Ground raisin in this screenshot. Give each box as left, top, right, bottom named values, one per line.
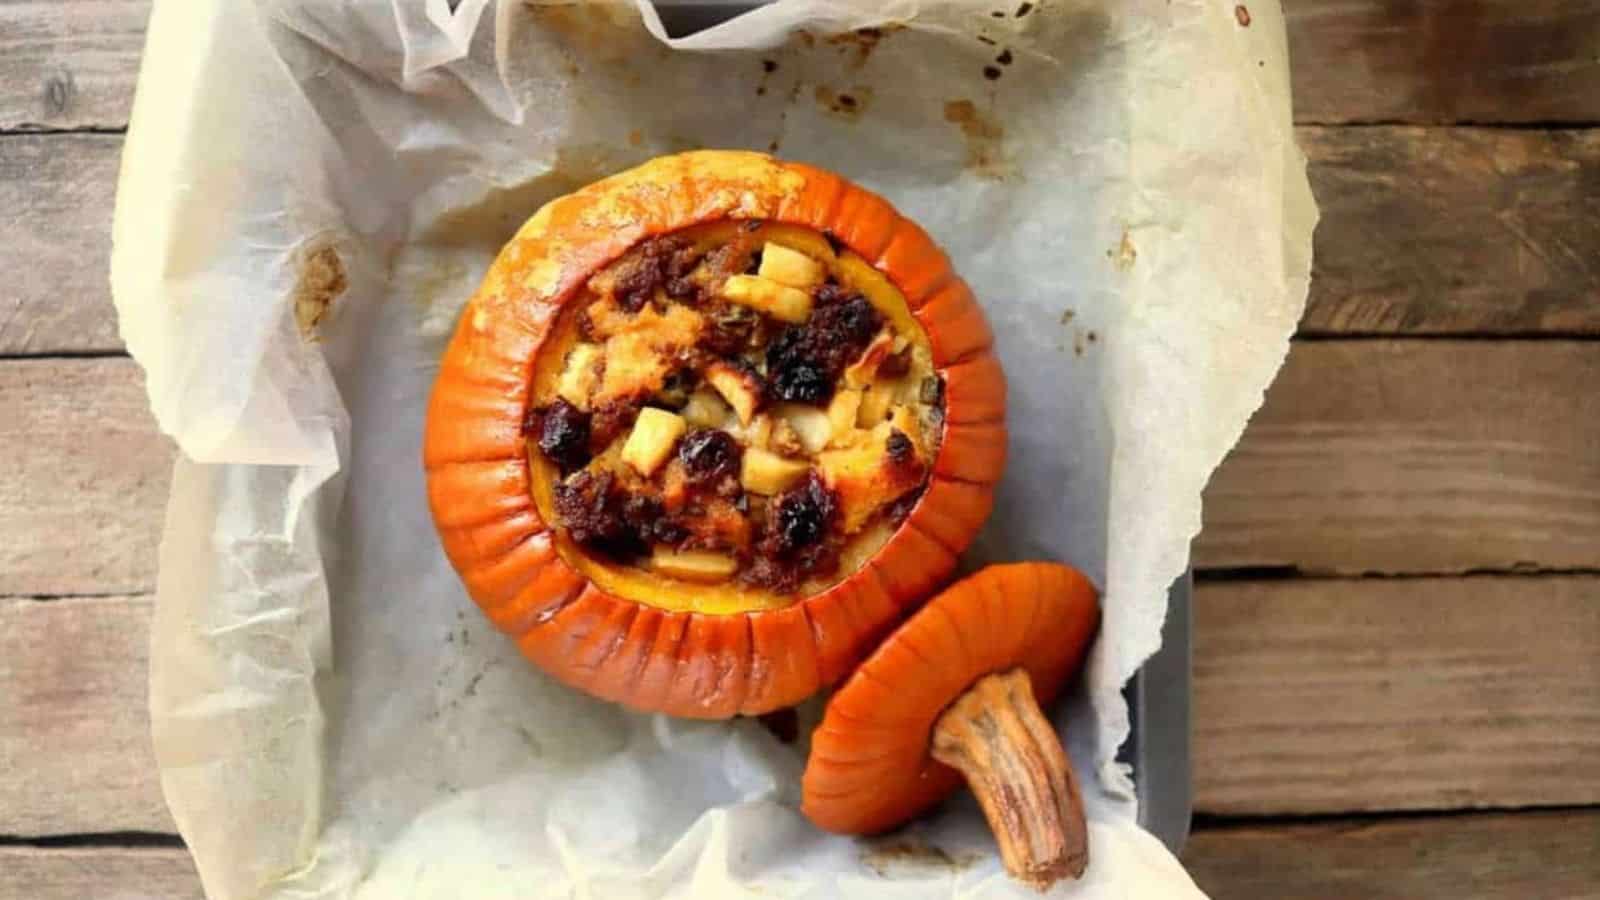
left=886, top=428, right=915, bottom=465
left=536, top=398, right=591, bottom=474
left=678, top=429, right=742, bottom=482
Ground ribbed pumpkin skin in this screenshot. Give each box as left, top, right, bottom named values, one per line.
left=801, top=563, right=1100, bottom=834
left=423, top=150, right=1006, bottom=719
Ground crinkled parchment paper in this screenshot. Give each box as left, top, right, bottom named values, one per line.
left=112, top=0, right=1313, bottom=896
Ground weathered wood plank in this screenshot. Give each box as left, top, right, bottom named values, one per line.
left=0, top=0, right=150, bottom=132
left=1194, top=576, right=1600, bottom=815
left=4, top=810, right=1596, bottom=900
left=1197, top=340, right=1600, bottom=575
left=3, top=0, right=1598, bottom=131
left=4, top=127, right=1598, bottom=353
left=1185, top=808, right=1600, bottom=900
left=0, top=133, right=123, bottom=355
left=1301, top=126, right=1600, bottom=336
left=0, top=595, right=174, bottom=835
left=0, top=846, right=201, bottom=900
left=7, top=342, right=1598, bottom=597
left=5, top=577, right=1593, bottom=840
left=0, top=358, right=172, bottom=596
left=1286, top=0, right=1600, bottom=125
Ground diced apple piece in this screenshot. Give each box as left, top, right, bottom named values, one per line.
left=682, top=389, right=730, bottom=430
left=742, top=413, right=774, bottom=449
left=770, top=418, right=805, bottom=457
left=757, top=242, right=825, bottom=289
left=858, top=380, right=895, bottom=427
left=649, top=547, right=739, bottom=582
left=705, top=362, right=762, bottom=425
left=721, top=274, right=813, bottom=324
left=843, top=331, right=897, bottom=388
left=775, top=403, right=832, bottom=454
left=556, top=343, right=602, bottom=409
left=621, top=407, right=687, bottom=477
left=741, top=447, right=809, bottom=495
left=826, top=390, right=862, bottom=445
left=819, top=422, right=927, bottom=533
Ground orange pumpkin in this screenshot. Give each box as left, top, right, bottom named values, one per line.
left=423, top=150, right=1005, bottom=718
left=802, top=562, right=1101, bottom=888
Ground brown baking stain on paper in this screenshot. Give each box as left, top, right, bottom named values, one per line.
left=816, top=85, right=872, bottom=120
left=293, top=241, right=346, bottom=340
left=826, top=24, right=905, bottom=67
left=943, top=99, right=1012, bottom=180
left=861, top=840, right=982, bottom=878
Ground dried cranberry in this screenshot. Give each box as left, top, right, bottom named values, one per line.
left=768, top=360, right=829, bottom=404
left=536, top=398, right=591, bottom=474
left=765, top=294, right=882, bottom=404
left=678, top=429, right=742, bottom=483
left=772, top=472, right=835, bottom=553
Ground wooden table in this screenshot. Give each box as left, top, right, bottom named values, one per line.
left=3, top=3, right=1598, bottom=897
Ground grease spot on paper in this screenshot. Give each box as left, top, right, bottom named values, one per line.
left=292, top=241, right=346, bottom=340
left=943, top=99, right=1011, bottom=180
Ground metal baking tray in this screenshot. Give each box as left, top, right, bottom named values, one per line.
left=649, top=0, right=1193, bottom=856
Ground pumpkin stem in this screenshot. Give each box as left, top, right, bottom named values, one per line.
left=930, top=668, right=1088, bottom=889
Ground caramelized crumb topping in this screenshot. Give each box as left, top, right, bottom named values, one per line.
left=531, top=225, right=943, bottom=594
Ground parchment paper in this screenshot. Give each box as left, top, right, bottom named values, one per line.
left=112, top=1, right=1315, bottom=897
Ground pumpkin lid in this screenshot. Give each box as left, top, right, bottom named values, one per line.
left=800, top=562, right=1100, bottom=888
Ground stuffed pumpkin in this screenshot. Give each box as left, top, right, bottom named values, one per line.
left=424, top=150, right=1005, bottom=718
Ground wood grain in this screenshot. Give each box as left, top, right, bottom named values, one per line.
left=0, top=595, right=174, bottom=835
left=7, top=340, right=1597, bottom=599
left=0, top=358, right=172, bottom=597
left=2, top=0, right=1598, bottom=131
left=4, top=576, right=1592, bottom=841
left=0, top=133, right=124, bottom=355
left=0, top=846, right=200, bottom=900
left=0, top=0, right=149, bottom=132
left=4, top=809, right=1596, bottom=900
left=1194, top=576, right=1600, bottom=815
left=1301, top=126, right=1600, bottom=336
left=1197, top=340, right=1600, bottom=575
left=6, top=126, right=1598, bottom=354
left=1286, top=0, right=1600, bottom=125
left=1185, top=809, right=1600, bottom=900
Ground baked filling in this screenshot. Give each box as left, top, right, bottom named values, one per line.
left=524, top=221, right=943, bottom=598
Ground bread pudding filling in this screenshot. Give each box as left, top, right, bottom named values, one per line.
left=525, top=221, right=943, bottom=599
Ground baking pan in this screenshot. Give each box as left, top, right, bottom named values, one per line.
left=649, top=0, right=1194, bottom=856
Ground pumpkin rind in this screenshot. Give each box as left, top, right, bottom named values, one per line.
left=424, top=150, right=1006, bottom=718
left=801, top=562, right=1100, bottom=834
